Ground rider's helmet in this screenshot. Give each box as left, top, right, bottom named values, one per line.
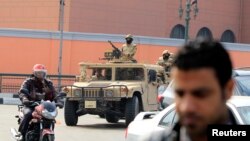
left=33, top=64, right=47, bottom=80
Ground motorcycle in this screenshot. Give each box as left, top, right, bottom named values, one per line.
left=11, top=92, right=66, bottom=141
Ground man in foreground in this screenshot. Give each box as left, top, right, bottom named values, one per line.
left=141, top=38, right=236, bottom=141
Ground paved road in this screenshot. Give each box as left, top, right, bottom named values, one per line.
left=0, top=105, right=126, bottom=141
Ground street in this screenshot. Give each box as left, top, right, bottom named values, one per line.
left=0, top=105, right=126, bottom=141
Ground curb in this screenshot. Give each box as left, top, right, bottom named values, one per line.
left=0, top=93, right=21, bottom=105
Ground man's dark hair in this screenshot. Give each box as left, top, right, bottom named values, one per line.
left=173, top=38, right=233, bottom=88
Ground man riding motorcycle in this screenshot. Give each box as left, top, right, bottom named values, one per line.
left=17, top=64, right=62, bottom=140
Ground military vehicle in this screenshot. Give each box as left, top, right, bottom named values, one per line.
left=62, top=43, right=167, bottom=126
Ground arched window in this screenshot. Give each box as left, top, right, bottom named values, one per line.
left=221, top=30, right=235, bottom=43
left=196, top=27, right=213, bottom=40
left=170, top=24, right=185, bottom=39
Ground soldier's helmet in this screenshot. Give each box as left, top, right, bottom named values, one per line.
left=125, top=34, right=133, bottom=39
left=162, top=50, right=169, bottom=55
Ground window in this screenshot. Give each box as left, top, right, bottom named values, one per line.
left=170, top=24, right=185, bottom=39
left=221, top=30, right=235, bottom=43
left=159, top=109, right=176, bottom=127
left=196, top=27, right=213, bottom=40
left=115, top=68, right=144, bottom=81
left=237, top=106, right=250, bottom=124
left=87, top=67, right=112, bottom=81
left=148, top=69, right=157, bottom=82
left=234, top=76, right=250, bottom=96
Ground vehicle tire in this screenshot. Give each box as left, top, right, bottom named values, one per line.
left=42, top=134, right=55, bottom=141
left=125, top=96, right=140, bottom=126
left=64, top=99, right=78, bottom=126
left=25, top=130, right=38, bottom=141
left=106, top=113, right=119, bottom=123
left=98, top=114, right=105, bottom=118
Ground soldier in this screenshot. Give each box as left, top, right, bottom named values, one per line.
left=92, top=68, right=105, bottom=80
left=157, top=50, right=175, bottom=76
left=168, top=53, right=175, bottom=65
left=120, top=34, right=137, bottom=61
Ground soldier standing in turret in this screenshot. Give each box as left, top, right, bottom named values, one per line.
left=120, top=34, right=137, bottom=61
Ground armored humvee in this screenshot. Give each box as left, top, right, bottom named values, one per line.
left=63, top=61, right=163, bottom=126
left=63, top=59, right=166, bottom=127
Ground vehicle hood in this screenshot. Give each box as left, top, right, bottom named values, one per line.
left=72, top=81, right=143, bottom=88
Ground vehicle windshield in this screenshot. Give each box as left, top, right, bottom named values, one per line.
left=87, top=67, right=112, bottom=81
left=237, top=106, right=250, bottom=124
left=115, top=68, right=144, bottom=81
left=234, top=76, right=250, bottom=96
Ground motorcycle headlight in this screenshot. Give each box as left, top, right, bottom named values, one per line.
left=74, top=89, right=82, bottom=97
left=42, top=109, right=58, bottom=119
left=105, top=90, right=113, bottom=97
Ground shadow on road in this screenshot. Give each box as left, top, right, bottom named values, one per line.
left=76, top=122, right=127, bottom=130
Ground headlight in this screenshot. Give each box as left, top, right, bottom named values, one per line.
left=105, top=90, right=113, bottom=97
left=42, top=109, right=58, bottom=119
left=74, top=89, right=82, bottom=97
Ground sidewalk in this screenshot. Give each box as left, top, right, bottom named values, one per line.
left=0, top=93, right=21, bottom=105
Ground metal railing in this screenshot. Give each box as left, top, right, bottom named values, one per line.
left=0, top=73, right=76, bottom=93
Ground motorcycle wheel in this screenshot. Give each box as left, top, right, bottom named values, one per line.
left=42, top=134, right=55, bottom=141
left=25, top=130, right=39, bottom=141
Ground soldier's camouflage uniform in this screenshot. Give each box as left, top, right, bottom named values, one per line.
left=157, top=53, right=175, bottom=84
left=121, top=43, right=137, bottom=61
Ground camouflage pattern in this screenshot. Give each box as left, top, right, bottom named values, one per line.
left=156, top=52, right=175, bottom=84
left=156, top=69, right=165, bottom=85
left=121, top=43, right=137, bottom=61
left=157, top=53, right=175, bottom=71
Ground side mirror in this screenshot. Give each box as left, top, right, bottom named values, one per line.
left=56, top=103, right=64, bottom=109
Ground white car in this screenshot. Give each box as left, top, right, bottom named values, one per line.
left=158, top=69, right=250, bottom=110
left=125, top=96, right=250, bottom=141
left=159, top=80, right=175, bottom=109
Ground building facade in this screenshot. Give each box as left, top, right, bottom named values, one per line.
left=0, top=29, right=250, bottom=75
left=0, top=0, right=249, bottom=43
